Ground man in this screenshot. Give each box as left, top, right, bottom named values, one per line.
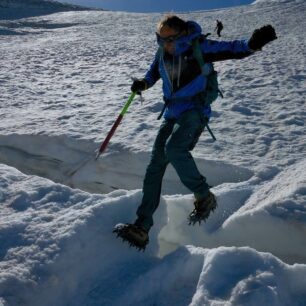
left=114, top=15, right=277, bottom=250
left=215, top=19, right=224, bottom=37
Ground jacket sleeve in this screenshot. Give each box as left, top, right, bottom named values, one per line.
left=201, top=39, right=254, bottom=62
left=144, top=52, right=161, bottom=88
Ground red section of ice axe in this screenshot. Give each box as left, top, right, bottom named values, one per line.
left=95, top=91, right=136, bottom=159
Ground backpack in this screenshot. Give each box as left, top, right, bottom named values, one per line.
left=192, top=37, right=223, bottom=106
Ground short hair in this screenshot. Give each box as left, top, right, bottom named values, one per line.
left=157, top=15, right=187, bottom=34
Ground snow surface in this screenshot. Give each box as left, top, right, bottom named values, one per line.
left=0, top=0, right=306, bottom=305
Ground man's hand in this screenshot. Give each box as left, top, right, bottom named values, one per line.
left=248, top=25, right=277, bottom=51
left=131, top=79, right=147, bottom=93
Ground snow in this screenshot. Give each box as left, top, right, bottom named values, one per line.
left=0, top=0, right=306, bottom=305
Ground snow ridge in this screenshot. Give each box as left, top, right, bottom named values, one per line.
left=0, top=0, right=99, bottom=20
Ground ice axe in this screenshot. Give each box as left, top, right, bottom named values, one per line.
left=66, top=92, right=137, bottom=177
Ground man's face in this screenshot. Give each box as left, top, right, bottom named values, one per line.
left=158, top=25, right=181, bottom=55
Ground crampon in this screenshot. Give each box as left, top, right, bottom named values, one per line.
left=188, top=192, right=217, bottom=225
left=113, top=223, right=149, bottom=251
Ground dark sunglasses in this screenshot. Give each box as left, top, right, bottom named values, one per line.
left=156, top=32, right=183, bottom=44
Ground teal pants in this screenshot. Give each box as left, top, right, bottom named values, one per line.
left=135, top=109, right=210, bottom=231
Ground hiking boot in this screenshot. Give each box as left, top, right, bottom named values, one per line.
left=188, top=191, right=217, bottom=225
left=113, top=223, right=149, bottom=251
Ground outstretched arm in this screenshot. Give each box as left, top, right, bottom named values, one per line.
left=201, top=39, right=252, bottom=62
left=202, top=24, right=277, bottom=62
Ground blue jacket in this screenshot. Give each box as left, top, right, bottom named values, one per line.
left=144, top=21, right=253, bottom=119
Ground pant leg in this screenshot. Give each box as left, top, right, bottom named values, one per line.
left=165, top=109, right=210, bottom=199
left=135, top=119, right=175, bottom=231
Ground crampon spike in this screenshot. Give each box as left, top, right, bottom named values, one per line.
left=113, top=223, right=149, bottom=251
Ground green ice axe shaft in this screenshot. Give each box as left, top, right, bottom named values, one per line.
left=95, top=91, right=137, bottom=159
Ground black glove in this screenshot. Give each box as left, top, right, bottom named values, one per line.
left=248, top=25, right=277, bottom=51
left=131, top=79, right=147, bottom=93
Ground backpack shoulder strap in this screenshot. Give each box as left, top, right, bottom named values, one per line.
left=192, top=37, right=205, bottom=69
left=192, top=36, right=214, bottom=77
